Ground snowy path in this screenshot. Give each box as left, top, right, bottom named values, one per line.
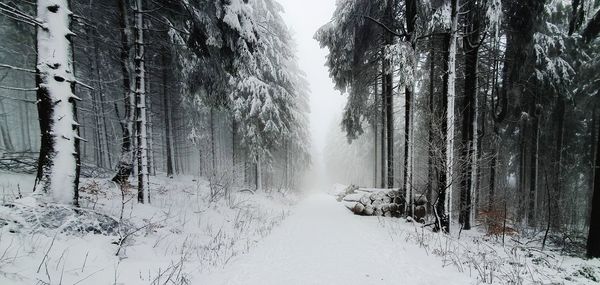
left=198, top=193, right=473, bottom=285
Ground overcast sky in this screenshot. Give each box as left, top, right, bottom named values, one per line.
left=278, top=0, right=346, bottom=161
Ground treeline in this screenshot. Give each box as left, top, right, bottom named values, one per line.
left=317, top=0, right=600, bottom=257
left=0, top=1, right=310, bottom=202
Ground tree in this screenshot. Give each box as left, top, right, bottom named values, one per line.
left=589, top=90, right=600, bottom=258
left=112, top=0, right=135, bottom=185
left=33, top=0, right=81, bottom=205
left=433, top=0, right=459, bottom=234
left=458, top=0, right=485, bottom=231
left=133, top=0, right=149, bottom=203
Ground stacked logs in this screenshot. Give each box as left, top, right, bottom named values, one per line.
left=336, top=185, right=429, bottom=221
left=340, top=186, right=406, bottom=217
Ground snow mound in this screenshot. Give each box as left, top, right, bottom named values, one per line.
left=0, top=197, right=119, bottom=236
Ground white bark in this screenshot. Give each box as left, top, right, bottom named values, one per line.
left=445, top=0, right=460, bottom=223
left=33, top=0, right=80, bottom=205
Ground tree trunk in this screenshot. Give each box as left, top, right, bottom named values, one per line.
left=528, top=108, right=539, bottom=227
left=91, top=18, right=112, bottom=169
left=551, top=96, right=565, bottom=230
left=380, top=63, right=386, bottom=188
left=587, top=93, right=600, bottom=258
left=384, top=0, right=394, bottom=189
left=0, top=99, right=15, bottom=152
left=427, top=34, right=435, bottom=207
left=256, top=154, right=262, bottom=191
left=588, top=106, right=597, bottom=227
left=210, top=107, right=216, bottom=176
left=459, top=0, right=480, bottom=230
left=161, top=50, right=175, bottom=177
left=33, top=0, right=80, bottom=205
left=404, top=0, right=417, bottom=216
left=134, top=0, right=149, bottom=203
left=434, top=0, right=459, bottom=234
left=112, top=0, right=135, bottom=184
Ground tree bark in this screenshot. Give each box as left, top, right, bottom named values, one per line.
left=113, top=0, right=135, bottom=184
left=134, top=0, right=149, bottom=203
left=551, top=96, right=565, bottom=230
left=383, top=0, right=394, bottom=189
left=434, top=0, right=459, bottom=233
left=427, top=34, right=436, bottom=207
left=33, top=0, right=80, bottom=205
left=0, top=99, right=15, bottom=152
left=404, top=0, right=417, bottom=216
left=380, top=62, right=386, bottom=188
left=161, top=49, right=175, bottom=177
left=587, top=92, right=600, bottom=258
left=256, top=154, right=262, bottom=191
left=210, top=107, right=216, bottom=175
left=459, top=0, right=480, bottom=230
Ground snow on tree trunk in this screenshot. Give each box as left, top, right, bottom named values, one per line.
left=445, top=0, right=459, bottom=232
left=134, top=0, right=149, bottom=203
left=112, top=0, right=135, bottom=185
left=33, top=0, right=80, bottom=205
left=404, top=0, right=417, bottom=218
left=470, top=77, right=479, bottom=225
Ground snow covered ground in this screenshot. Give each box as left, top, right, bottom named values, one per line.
left=198, top=193, right=472, bottom=285
left=0, top=171, right=295, bottom=284
left=0, top=173, right=598, bottom=284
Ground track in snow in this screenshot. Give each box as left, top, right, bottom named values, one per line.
left=198, top=193, right=472, bottom=285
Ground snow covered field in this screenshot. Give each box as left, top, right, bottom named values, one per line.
left=0, top=172, right=598, bottom=284
left=0, top=171, right=294, bottom=284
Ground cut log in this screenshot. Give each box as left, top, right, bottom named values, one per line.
left=343, top=201, right=356, bottom=210
left=336, top=186, right=410, bottom=218
left=372, top=200, right=383, bottom=210
left=360, top=195, right=371, bottom=206
left=358, top=187, right=400, bottom=193
left=352, top=203, right=365, bottom=215
left=381, top=203, right=390, bottom=212
left=343, top=193, right=363, bottom=202
left=382, top=196, right=392, bottom=203
left=364, top=204, right=374, bottom=215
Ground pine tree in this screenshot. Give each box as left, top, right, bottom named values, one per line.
left=33, top=0, right=81, bottom=205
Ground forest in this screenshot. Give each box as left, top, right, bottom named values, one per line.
left=0, top=0, right=599, bottom=284
left=319, top=0, right=600, bottom=258
left=0, top=0, right=311, bottom=198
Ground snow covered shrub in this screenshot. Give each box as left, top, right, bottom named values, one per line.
left=208, top=169, right=235, bottom=203
left=0, top=198, right=119, bottom=236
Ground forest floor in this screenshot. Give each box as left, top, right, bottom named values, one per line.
left=0, top=171, right=295, bottom=285
left=0, top=171, right=599, bottom=284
